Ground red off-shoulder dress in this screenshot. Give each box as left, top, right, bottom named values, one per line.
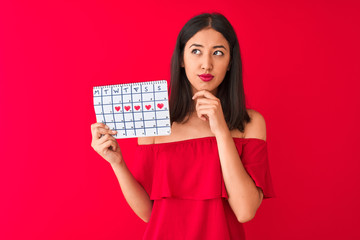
left=130, top=136, right=276, bottom=240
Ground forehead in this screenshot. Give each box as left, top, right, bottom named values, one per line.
left=185, top=28, right=229, bottom=48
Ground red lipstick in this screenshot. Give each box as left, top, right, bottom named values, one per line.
left=199, top=74, right=214, bottom=82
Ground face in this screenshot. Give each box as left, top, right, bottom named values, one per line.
left=181, top=27, right=231, bottom=96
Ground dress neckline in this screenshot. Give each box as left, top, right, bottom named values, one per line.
left=137, top=136, right=266, bottom=147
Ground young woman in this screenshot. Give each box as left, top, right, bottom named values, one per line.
left=91, top=12, right=275, bottom=239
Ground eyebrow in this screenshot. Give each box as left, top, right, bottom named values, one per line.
left=189, top=43, right=227, bottom=50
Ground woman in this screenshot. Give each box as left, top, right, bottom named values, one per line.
left=91, top=12, right=275, bottom=239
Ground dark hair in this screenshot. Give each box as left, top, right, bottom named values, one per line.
left=169, top=12, right=251, bottom=132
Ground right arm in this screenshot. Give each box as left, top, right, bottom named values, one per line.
left=90, top=123, right=153, bottom=223
left=110, top=160, right=153, bottom=223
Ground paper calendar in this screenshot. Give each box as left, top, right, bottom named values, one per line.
left=93, top=80, right=171, bottom=138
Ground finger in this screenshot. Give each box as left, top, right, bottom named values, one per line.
left=99, top=139, right=117, bottom=154
left=195, top=98, right=219, bottom=109
left=196, top=98, right=218, bottom=105
left=197, top=105, right=217, bottom=111
left=192, top=90, right=217, bottom=100
left=198, top=107, right=216, bottom=115
left=97, top=133, right=113, bottom=145
left=197, top=108, right=216, bottom=120
left=94, top=127, right=117, bottom=140
left=97, top=134, right=119, bottom=150
left=91, top=123, right=109, bottom=132
left=99, top=141, right=112, bottom=154
left=91, top=123, right=110, bottom=138
left=105, top=138, right=117, bottom=152
left=196, top=109, right=210, bottom=121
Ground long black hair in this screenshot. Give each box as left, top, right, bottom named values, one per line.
left=169, top=12, right=251, bottom=132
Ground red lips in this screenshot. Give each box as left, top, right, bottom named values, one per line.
left=199, top=74, right=214, bottom=82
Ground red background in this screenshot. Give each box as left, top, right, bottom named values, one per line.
left=1, top=0, right=359, bottom=239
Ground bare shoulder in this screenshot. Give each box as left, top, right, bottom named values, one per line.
left=244, top=109, right=267, bottom=141
left=137, top=136, right=155, bottom=145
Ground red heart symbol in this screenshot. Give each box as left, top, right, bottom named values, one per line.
left=134, top=105, right=140, bottom=111
left=157, top=103, right=164, bottom=109
left=145, top=105, right=151, bottom=110
left=124, top=106, right=131, bottom=111
left=115, top=106, right=121, bottom=111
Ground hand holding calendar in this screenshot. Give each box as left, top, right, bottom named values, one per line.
left=90, top=122, right=123, bottom=166
left=93, top=80, right=171, bottom=139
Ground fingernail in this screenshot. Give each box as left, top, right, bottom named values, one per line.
left=112, top=130, right=117, bottom=134
left=105, top=125, right=109, bottom=129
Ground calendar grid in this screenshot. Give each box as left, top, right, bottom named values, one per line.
left=120, top=86, right=126, bottom=135
left=140, top=84, right=145, bottom=133
left=111, top=87, right=116, bottom=130
left=93, top=80, right=171, bottom=139
left=153, top=83, right=158, bottom=135
left=130, top=85, right=136, bottom=132
left=100, top=89, right=105, bottom=121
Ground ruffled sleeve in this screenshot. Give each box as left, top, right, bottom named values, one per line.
left=131, top=137, right=275, bottom=201
left=237, top=138, right=276, bottom=199
left=131, top=138, right=229, bottom=201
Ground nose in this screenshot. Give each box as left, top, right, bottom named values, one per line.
left=201, top=53, right=213, bottom=71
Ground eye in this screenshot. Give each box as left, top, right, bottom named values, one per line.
left=214, top=50, right=224, bottom=56
left=191, top=49, right=201, bottom=55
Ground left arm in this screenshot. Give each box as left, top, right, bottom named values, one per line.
left=193, top=91, right=265, bottom=223
left=216, top=127, right=264, bottom=223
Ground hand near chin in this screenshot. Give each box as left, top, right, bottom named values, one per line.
left=192, top=90, right=229, bottom=136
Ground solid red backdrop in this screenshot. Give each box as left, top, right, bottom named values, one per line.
left=0, top=0, right=359, bottom=239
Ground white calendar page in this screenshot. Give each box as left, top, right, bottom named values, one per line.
left=93, top=80, right=171, bottom=139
